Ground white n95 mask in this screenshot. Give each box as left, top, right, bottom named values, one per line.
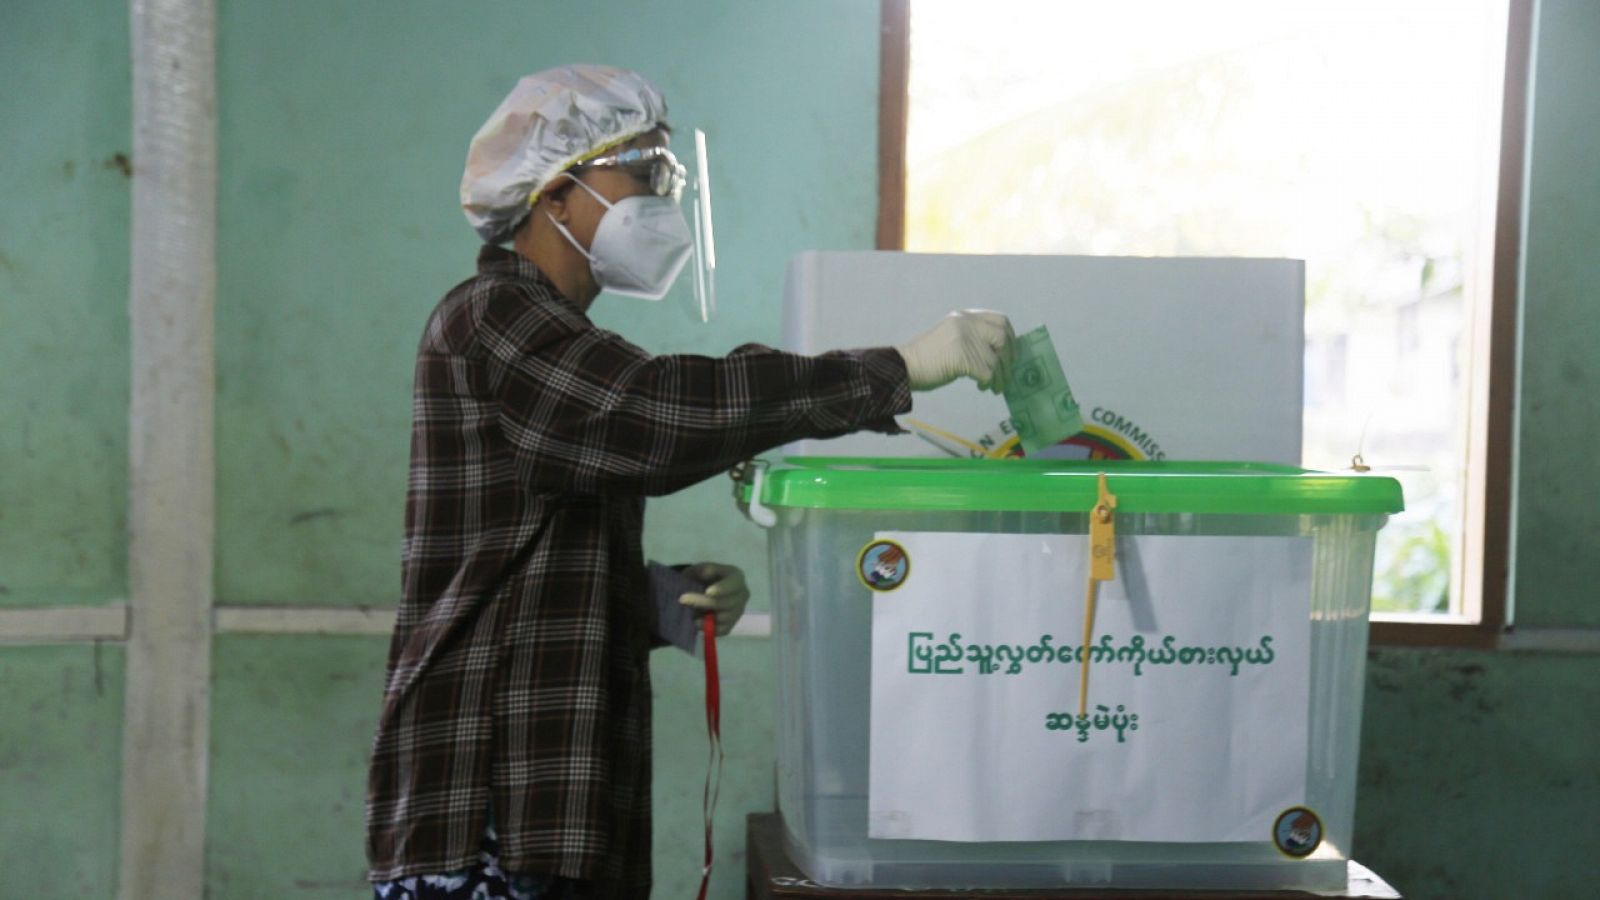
left=548, top=175, right=694, bottom=301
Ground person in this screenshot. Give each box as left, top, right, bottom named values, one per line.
left=365, top=64, right=1014, bottom=900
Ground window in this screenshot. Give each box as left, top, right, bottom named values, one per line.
left=878, top=0, right=1531, bottom=645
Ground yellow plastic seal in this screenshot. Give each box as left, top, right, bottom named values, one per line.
left=1080, top=472, right=1118, bottom=716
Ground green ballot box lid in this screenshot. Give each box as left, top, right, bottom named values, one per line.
left=748, top=457, right=1405, bottom=516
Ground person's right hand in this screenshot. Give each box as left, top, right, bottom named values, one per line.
left=895, top=310, right=1015, bottom=393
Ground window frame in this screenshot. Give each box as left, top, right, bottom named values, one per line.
left=875, top=0, right=1533, bottom=649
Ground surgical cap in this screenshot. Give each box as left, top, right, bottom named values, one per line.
left=461, top=64, right=670, bottom=244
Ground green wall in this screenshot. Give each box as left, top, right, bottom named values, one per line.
left=0, top=0, right=130, bottom=609
left=2, top=1, right=1596, bottom=898
left=0, top=645, right=127, bottom=893
left=1510, top=0, right=1600, bottom=628
left=0, top=0, right=131, bottom=889
left=1357, top=648, right=1600, bottom=897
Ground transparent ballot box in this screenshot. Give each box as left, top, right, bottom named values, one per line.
left=741, top=458, right=1402, bottom=891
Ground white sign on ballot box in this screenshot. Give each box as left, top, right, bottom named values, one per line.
left=867, top=531, right=1313, bottom=843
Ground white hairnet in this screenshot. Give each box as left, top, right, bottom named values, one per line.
left=461, top=64, right=670, bottom=244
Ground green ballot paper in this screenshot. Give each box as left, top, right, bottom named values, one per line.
left=1002, top=325, right=1083, bottom=455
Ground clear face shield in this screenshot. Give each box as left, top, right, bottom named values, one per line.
left=688, top=129, right=716, bottom=324
left=576, top=130, right=716, bottom=323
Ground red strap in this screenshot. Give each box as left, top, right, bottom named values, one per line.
left=696, top=614, right=724, bottom=900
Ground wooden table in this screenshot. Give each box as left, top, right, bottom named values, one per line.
left=746, top=814, right=1400, bottom=899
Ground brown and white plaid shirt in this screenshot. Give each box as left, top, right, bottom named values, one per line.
left=366, top=246, right=910, bottom=897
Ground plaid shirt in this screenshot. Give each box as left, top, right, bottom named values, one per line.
left=366, top=246, right=910, bottom=897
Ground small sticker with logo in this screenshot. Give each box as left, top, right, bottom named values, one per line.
left=1272, top=806, right=1323, bottom=858
left=857, top=539, right=910, bottom=592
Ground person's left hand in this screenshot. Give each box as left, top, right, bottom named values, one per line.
left=679, top=563, right=750, bottom=637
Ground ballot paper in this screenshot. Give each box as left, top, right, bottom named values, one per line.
left=1001, top=325, right=1084, bottom=454
left=867, top=532, right=1312, bottom=843
left=648, top=561, right=706, bottom=657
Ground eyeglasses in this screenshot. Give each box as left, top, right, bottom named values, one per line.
left=574, top=146, right=687, bottom=201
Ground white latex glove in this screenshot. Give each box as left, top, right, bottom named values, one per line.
left=895, top=310, right=1016, bottom=393
left=679, top=562, right=750, bottom=637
